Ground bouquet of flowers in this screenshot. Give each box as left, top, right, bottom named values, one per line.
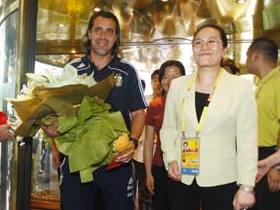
left=8, top=69, right=129, bottom=182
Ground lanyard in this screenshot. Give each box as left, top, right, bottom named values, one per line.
left=181, top=70, right=223, bottom=136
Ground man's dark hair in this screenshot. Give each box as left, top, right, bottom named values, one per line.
left=151, top=69, right=159, bottom=80
left=82, top=10, right=121, bottom=56
left=249, top=37, right=278, bottom=63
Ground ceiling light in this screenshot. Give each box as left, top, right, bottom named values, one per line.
left=94, top=7, right=101, bottom=12
left=161, top=0, right=168, bottom=2
left=236, top=0, right=246, bottom=4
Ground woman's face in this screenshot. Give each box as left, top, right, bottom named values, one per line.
left=192, top=27, right=226, bottom=68
left=161, top=66, right=182, bottom=94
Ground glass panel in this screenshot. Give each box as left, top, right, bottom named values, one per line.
left=0, top=11, right=18, bottom=210
left=0, top=0, right=16, bottom=8
left=30, top=61, right=63, bottom=209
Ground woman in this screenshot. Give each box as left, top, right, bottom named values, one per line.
left=144, top=60, right=185, bottom=210
left=160, top=25, right=258, bottom=210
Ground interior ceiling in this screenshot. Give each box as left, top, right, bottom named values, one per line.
left=37, top=0, right=260, bottom=44
left=36, top=0, right=280, bottom=67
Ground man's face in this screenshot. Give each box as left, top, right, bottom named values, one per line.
left=246, top=48, right=257, bottom=75
left=151, top=74, right=160, bottom=95
left=88, top=16, right=118, bottom=56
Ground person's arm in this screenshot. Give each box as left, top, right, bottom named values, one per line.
left=160, top=80, right=181, bottom=181
left=0, top=124, right=14, bottom=141
left=116, top=109, right=145, bottom=163
left=233, top=82, right=257, bottom=210
left=130, top=109, right=146, bottom=140
left=41, top=122, right=60, bottom=168
left=144, top=125, right=155, bottom=194
left=257, top=149, right=280, bottom=182
left=266, top=127, right=280, bottom=191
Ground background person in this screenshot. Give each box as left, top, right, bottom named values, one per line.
left=160, top=24, right=257, bottom=210
left=246, top=37, right=280, bottom=210
left=144, top=60, right=185, bottom=210
left=134, top=71, right=161, bottom=210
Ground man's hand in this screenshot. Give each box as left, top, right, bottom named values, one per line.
left=167, top=160, right=181, bottom=181
left=51, top=143, right=61, bottom=169
left=115, top=141, right=135, bottom=163
left=267, top=168, right=280, bottom=192
left=41, top=121, right=59, bottom=138
left=0, top=124, right=15, bottom=141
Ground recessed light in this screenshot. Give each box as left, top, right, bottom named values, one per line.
left=94, top=7, right=101, bottom=12
left=236, top=0, right=246, bottom=4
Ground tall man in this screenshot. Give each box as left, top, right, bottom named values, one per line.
left=246, top=37, right=280, bottom=210
left=44, top=11, right=147, bottom=210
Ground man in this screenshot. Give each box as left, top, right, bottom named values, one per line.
left=44, top=11, right=147, bottom=210
left=246, top=37, right=280, bottom=210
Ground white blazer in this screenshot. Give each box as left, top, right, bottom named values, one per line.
left=160, top=69, right=258, bottom=187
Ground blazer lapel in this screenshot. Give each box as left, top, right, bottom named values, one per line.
left=198, top=69, right=229, bottom=132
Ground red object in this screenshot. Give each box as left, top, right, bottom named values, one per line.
left=106, top=157, right=123, bottom=170
left=145, top=96, right=166, bottom=167
left=0, top=111, right=8, bottom=125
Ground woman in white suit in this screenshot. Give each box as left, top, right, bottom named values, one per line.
left=160, top=24, right=258, bottom=210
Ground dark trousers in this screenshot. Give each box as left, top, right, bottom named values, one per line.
left=59, top=157, right=134, bottom=210
left=252, top=146, right=280, bottom=210
left=167, top=178, right=237, bottom=210
left=152, top=165, right=169, bottom=210
left=133, top=160, right=153, bottom=210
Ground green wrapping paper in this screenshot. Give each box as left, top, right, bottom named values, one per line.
left=10, top=74, right=116, bottom=137
left=55, top=96, right=128, bottom=183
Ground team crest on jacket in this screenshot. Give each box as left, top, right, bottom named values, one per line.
left=114, top=73, right=123, bottom=87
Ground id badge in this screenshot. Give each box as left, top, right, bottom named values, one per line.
left=181, top=136, right=200, bottom=175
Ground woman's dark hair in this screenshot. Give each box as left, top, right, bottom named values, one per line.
left=159, top=60, right=186, bottom=95
left=193, top=24, right=228, bottom=48
left=82, top=10, right=121, bottom=56
left=221, top=58, right=240, bottom=75
left=151, top=69, right=159, bottom=80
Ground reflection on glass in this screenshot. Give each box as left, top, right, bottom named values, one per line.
left=0, top=10, right=18, bottom=210
left=30, top=62, right=63, bottom=208
left=31, top=131, right=60, bottom=204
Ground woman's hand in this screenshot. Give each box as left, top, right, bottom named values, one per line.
left=233, top=187, right=255, bottom=210
left=167, top=160, right=181, bottom=181
left=146, top=174, right=155, bottom=194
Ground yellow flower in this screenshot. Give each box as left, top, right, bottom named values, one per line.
left=113, top=133, right=130, bottom=152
